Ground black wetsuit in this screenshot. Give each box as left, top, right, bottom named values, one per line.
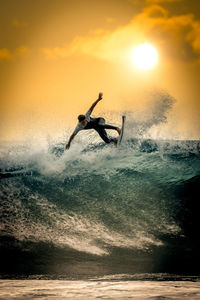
left=84, top=117, right=118, bottom=144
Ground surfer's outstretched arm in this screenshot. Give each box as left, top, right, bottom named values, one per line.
left=65, top=133, right=76, bottom=150
left=88, top=92, right=103, bottom=113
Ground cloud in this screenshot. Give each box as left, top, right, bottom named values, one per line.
left=41, top=47, right=71, bottom=60
left=41, top=25, right=143, bottom=62
left=0, top=46, right=30, bottom=61
left=0, top=48, right=12, bottom=60
left=41, top=4, right=200, bottom=64
left=139, top=5, right=200, bottom=61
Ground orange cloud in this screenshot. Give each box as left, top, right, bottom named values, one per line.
left=0, top=46, right=30, bottom=61
left=40, top=4, right=200, bottom=64
left=139, top=5, right=200, bottom=61
left=41, top=47, right=72, bottom=60
left=15, top=46, right=30, bottom=56
left=0, top=48, right=12, bottom=60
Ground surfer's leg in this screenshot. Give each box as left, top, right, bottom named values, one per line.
left=95, top=128, right=110, bottom=143
left=100, top=124, right=121, bottom=135
left=94, top=119, right=121, bottom=135
left=102, top=124, right=117, bottom=130
left=95, top=128, right=118, bottom=144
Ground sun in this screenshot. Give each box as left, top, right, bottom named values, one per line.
left=132, top=43, right=158, bottom=70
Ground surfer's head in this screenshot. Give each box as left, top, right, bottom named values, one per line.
left=78, top=115, right=86, bottom=122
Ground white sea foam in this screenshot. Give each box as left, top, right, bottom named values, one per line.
left=0, top=279, right=200, bottom=299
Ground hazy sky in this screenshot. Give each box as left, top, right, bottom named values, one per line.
left=0, top=0, right=200, bottom=140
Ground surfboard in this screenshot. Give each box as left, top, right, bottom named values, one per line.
left=117, top=115, right=126, bottom=147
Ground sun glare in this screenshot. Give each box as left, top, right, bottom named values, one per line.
left=132, top=43, right=158, bottom=70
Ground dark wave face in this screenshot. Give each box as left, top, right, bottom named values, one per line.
left=0, top=137, right=200, bottom=279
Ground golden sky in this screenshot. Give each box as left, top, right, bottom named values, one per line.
left=0, top=0, right=200, bottom=141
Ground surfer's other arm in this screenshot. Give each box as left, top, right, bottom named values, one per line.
left=65, top=133, right=76, bottom=150
left=89, top=92, right=103, bottom=113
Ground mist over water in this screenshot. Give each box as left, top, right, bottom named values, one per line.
left=0, top=91, right=200, bottom=278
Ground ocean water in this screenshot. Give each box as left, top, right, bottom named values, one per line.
left=0, top=137, right=200, bottom=278
left=0, top=94, right=200, bottom=297
left=1, top=277, right=200, bottom=299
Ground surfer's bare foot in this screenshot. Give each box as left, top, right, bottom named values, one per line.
left=117, top=127, right=121, bottom=135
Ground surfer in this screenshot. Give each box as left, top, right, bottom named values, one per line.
left=65, top=93, right=121, bottom=150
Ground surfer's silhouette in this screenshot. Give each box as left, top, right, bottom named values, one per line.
left=65, top=93, right=121, bottom=150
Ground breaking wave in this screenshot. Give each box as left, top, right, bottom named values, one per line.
left=1, top=92, right=200, bottom=277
